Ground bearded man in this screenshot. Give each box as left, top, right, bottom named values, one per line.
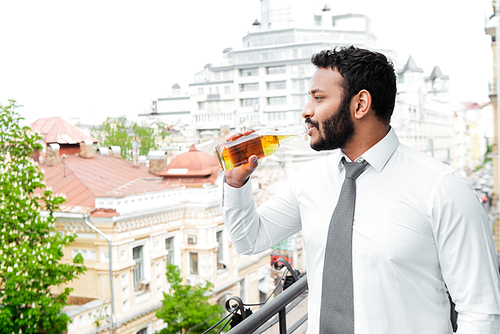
left=221, top=46, right=500, bottom=333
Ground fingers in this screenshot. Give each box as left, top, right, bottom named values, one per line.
left=225, top=129, right=256, bottom=142
left=224, top=155, right=259, bottom=188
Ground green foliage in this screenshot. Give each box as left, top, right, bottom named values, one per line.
left=0, top=100, right=86, bottom=333
left=91, top=116, right=168, bottom=160
left=156, top=264, right=225, bottom=334
left=485, top=144, right=493, bottom=164
left=133, top=123, right=156, bottom=156
left=91, top=116, right=132, bottom=159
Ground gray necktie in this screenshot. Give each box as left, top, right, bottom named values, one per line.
left=320, top=158, right=368, bottom=333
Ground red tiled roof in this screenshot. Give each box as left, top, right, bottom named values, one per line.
left=40, top=151, right=221, bottom=212
left=42, top=154, right=153, bottom=208
left=31, top=117, right=97, bottom=144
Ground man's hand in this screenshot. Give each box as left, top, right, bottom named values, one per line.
left=224, top=129, right=259, bottom=188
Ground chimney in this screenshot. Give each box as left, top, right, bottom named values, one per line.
left=97, top=147, right=109, bottom=156
left=138, top=155, right=147, bottom=166
left=109, top=146, right=121, bottom=158
left=47, top=143, right=60, bottom=166
left=132, top=141, right=140, bottom=165
left=80, top=140, right=94, bottom=159
left=172, top=83, right=180, bottom=96
left=148, top=151, right=167, bottom=175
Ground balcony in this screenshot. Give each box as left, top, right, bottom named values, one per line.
left=207, top=93, right=221, bottom=101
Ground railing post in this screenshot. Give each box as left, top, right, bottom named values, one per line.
left=278, top=308, right=287, bottom=334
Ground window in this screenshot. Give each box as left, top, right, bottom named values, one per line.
left=190, top=252, right=198, bottom=275
left=259, top=278, right=267, bottom=304
left=165, top=237, right=175, bottom=265
left=215, top=71, right=221, bottom=80
left=224, top=85, right=231, bottom=94
left=71, top=249, right=96, bottom=260
left=314, top=15, right=322, bottom=26
left=216, top=231, right=225, bottom=269
left=240, top=279, right=246, bottom=300
left=133, top=246, right=144, bottom=290
left=240, top=68, right=259, bottom=77
left=267, top=81, right=286, bottom=90
left=267, top=96, right=286, bottom=105
left=198, top=102, right=205, bottom=110
left=240, top=98, right=259, bottom=107
left=266, top=66, right=285, bottom=75
left=240, top=83, right=259, bottom=92
left=137, top=328, right=147, bottom=334
left=223, top=70, right=231, bottom=79
left=198, top=87, right=204, bottom=95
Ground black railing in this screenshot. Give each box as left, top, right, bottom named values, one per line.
left=221, top=257, right=308, bottom=334
left=226, top=275, right=308, bottom=334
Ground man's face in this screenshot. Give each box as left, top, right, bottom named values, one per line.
left=302, top=67, right=355, bottom=151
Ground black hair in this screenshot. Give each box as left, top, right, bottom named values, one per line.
left=311, top=46, right=397, bottom=125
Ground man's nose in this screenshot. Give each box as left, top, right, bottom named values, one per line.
left=301, top=99, right=314, bottom=119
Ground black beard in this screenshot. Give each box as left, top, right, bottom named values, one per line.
left=307, top=96, right=355, bottom=151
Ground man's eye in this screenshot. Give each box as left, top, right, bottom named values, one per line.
left=315, top=96, right=323, bottom=100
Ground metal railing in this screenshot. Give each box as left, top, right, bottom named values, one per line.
left=225, top=259, right=308, bottom=334
left=226, top=276, right=308, bottom=334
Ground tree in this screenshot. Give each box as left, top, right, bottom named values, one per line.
left=91, top=116, right=132, bottom=159
left=92, top=116, right=167, bottom=160
left=132, top=122, right=156, bottom=156
left=156, top=264, right=225, bottom=334
left=0, top=100, right=86, bottom=333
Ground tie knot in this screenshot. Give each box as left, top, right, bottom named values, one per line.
left=343, top=159, right=368, bottom=180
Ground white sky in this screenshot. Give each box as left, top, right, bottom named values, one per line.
left=0, top=0, right=494, bottom=126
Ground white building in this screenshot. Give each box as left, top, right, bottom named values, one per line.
left=393, top=57, right=453, bottom=163
left=139, top=0, right=453, bottom=163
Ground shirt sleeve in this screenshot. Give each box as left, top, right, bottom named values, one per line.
left=430, top=171, right=500, bottom=333
left=221, top=175, right=302, bottom=256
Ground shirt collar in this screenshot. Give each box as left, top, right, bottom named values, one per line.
left=338, top=127, right=399, bottom=173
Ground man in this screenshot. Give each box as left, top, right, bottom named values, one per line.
left=221, top=46, right=500, bottom=333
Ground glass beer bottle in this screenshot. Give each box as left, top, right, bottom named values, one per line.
left=214, top=124, right=308, bottom=171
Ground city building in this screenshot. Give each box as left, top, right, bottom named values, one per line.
left=392, top=57, right=452, bottom=163
left=139, top=0, right=453, bottom=164
left=31, top=119, right=275, bottom=334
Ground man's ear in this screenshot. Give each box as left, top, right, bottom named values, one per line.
left=352, top=90, right=372, bottom=120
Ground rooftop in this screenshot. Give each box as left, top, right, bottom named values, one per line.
left=31, top=117, right=97, bottom=144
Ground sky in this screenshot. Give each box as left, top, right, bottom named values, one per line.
left=0, top=0, right=495, bottom=127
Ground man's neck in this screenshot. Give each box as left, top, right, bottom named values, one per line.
left=342, top=124, right=390, bottom=161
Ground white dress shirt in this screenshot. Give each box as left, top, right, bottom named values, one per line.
left=222, top=128, right=500, bottom=333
